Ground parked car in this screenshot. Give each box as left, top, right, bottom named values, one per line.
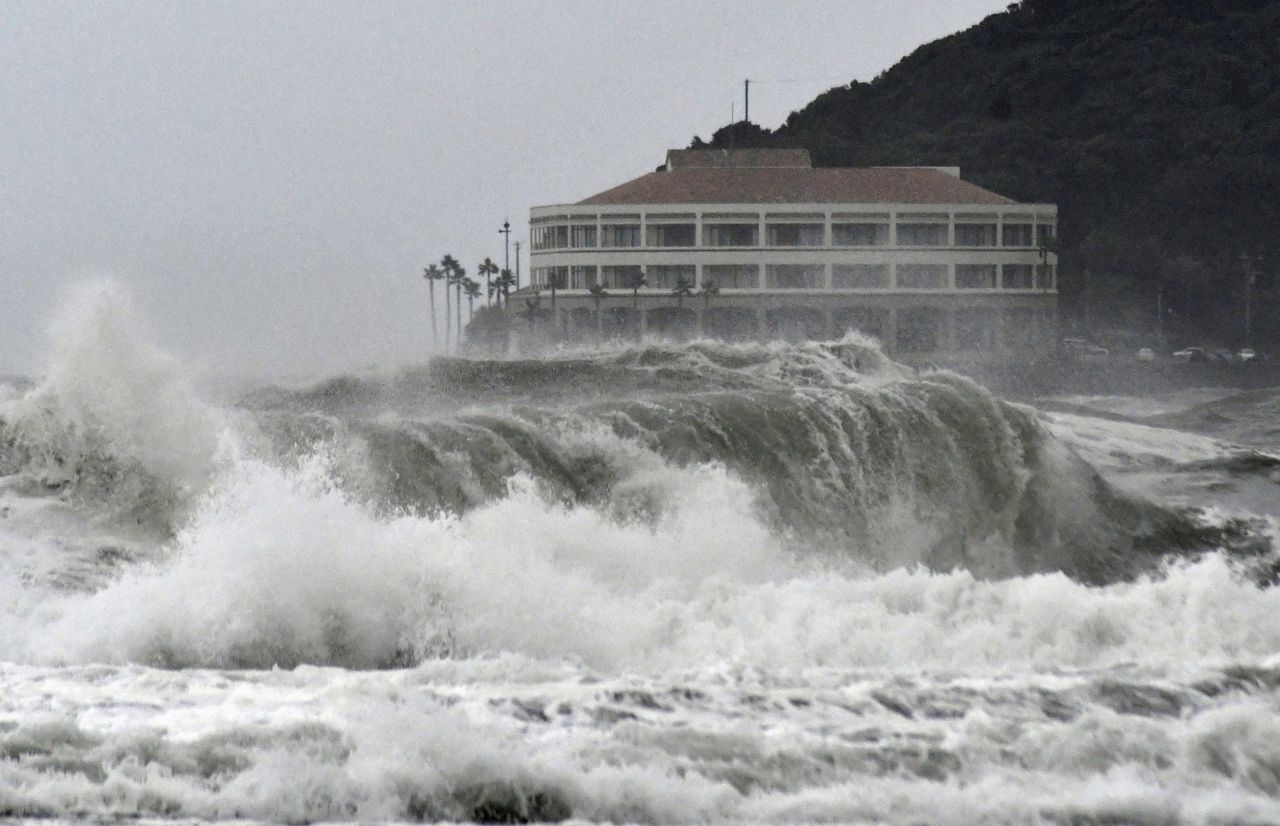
left=1136, top=347, right=1156, bottom=362
left=1239, top=348, right=1258, bottom=363
left=1172, top=347, right=1209, bottom=363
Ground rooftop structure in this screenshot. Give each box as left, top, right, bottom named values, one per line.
left=514, top=149, right=1057, bottom=360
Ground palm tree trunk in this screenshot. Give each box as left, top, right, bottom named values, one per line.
left=456, top=283, right=462, bottom=350
left=429, top=281, right=437, bottom=349
left=444, top=283, right=452, bottom=355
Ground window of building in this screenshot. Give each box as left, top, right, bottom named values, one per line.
left=1002, top=264, right=1034, bottom=289
left=568, top=265, right=595, bottom=290
left=646, top=224, right=696, bottom=247
left=601, top=224, right=640, bottom=247
left=766, top=264, right=825, bottom=289
left=896, top=264, right=948, bottom=289
left=955, top=223, right=997, bottom=247
left=897, top=221, right=948, bottom=246
left=1002, top=223, right=1033, bottom=247
left=955, top=264, right=998, bottom=289
left=648, top=265, right=695, bottom=290
left=570, top=225, right=597, bottom=248
left=831, top=264, right=889, bottom=289
left=703, top=264, right=759, bottom=289
left=703, top=223, right=758, bottom=246
left=532, top=224, right=568, bottom=250
left=955, top=308, right=996, bottom=351
left=1035, top=264, right=1056, bottom=290
left=533, top=266, right=569, bottom=290
left=832, top=222, right=889, bottom=246
left=1036, top=223, right=1056, bottom=247
left=766, top=223, right=824, bottom=246
left=896, top=308, right=944, bottom=352
left=601, top=265, right=643, bottom=289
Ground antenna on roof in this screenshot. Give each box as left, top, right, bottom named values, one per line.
left=728, top=102, right=735, bottom=155
left=744, top=79, right=750, bottom=123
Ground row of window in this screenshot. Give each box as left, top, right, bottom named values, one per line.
left=531, top=221, right=1055, bottom=250
left=554, top=305, right=1054, bottom=354
left=531, top=263, right=1056, bottom=291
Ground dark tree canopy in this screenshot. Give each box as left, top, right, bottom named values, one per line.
left=694, top=0, right=1280, bottom=348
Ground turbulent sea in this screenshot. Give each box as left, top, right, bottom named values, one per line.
left=4, top=283, right=1280, bottom=825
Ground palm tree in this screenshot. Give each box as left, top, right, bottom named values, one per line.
left=697, top=279, right=720, bottom=338
left=697, top=279, right=720, bottom=337
left=588, top=283, right=609, bottom=340
left=497, top=268, right=517, bottom=307
left=478, top=258, right=500, bottom=307
left=546, top=268, right=565, bottom=337
left=440, top=254, right=459, bottom=354
left=671, top=275, right=694, bottom=309
left=463, top=277, right=481, bottom=322
left=628, top=270, right=647, bottom=310
left=423, top=264, right=445, bottom=349
left=452, top=263, right=466, bottom=349
left=522, top=293, right=541, bottom=334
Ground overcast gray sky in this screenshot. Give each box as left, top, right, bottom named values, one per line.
left=1, top=0, right=1010, bottom=378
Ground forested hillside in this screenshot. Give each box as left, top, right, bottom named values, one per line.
left=695, top=0, right=1280, bottom=348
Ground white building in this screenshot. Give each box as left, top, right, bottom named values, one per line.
left=522, top=148, right=1057, bottom=359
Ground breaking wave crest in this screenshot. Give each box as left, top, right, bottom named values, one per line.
left=0, top=282, right=1273, bottom=673
left=5, top=283, right=1280, bottom=825
left=0, top=282, right=226, bottom=532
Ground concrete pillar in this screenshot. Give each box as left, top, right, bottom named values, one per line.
left=885, top=307, right=898, bottom=355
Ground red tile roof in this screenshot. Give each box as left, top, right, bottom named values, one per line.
left=577, top=166, right=1016, bottom=206
left=665, top=148, right=812, bottom=169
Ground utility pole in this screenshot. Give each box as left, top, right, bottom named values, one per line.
left=513, top=240, right=522, bottom=291
left=500, top=219, right=511, bottom=289
left=744, top=79, right=750, bottom=123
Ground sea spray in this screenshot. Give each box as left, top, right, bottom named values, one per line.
left=5, top=283, right=1280, bottom=824
left=0, top=281, right=227, bottom=532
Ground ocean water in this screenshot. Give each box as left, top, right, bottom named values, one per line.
left=3, top=282, right=1280, bottom=825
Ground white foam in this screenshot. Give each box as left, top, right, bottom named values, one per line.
left=1, top=280, right=226, bottom=503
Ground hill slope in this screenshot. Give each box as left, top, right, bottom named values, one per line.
left=696, top=0, right=1280, bottom=348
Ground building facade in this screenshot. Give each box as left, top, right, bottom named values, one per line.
left=521, top=149, right=1056, bottom=360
